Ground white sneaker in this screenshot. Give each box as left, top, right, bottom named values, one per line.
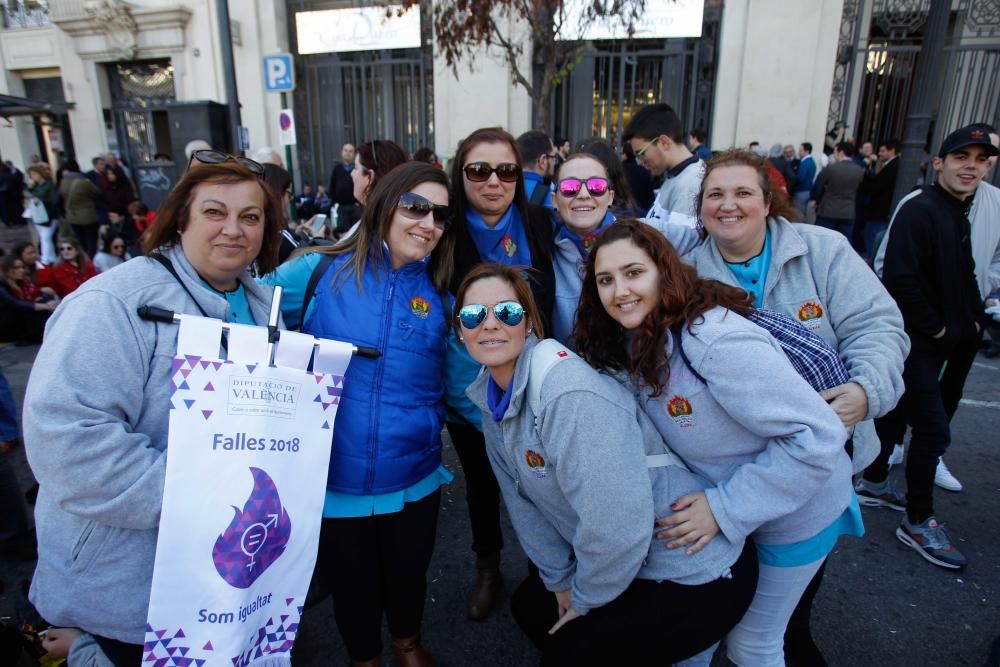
left=888, top=443, right=904, bottom=466
left=935, top=458, right=962, bottom=492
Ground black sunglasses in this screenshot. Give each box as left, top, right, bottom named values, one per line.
left=188, top=149, right=265, bottom=176
left=398, top=191, right=451, bottom=230
left=463, top=162, right=521, bottom=183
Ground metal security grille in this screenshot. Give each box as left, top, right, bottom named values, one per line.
left=829, top=0, right=1000, bottom=184
left=108, top=60, right=176, bottom=165
left=292, top=48, right=433, bottom=189
left=547, top=3, right=721, bottom=147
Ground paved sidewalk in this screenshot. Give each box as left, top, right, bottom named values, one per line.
left=2, top=342, right=999, bottom=665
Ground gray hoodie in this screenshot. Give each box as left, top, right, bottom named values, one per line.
left=552, top=215, right=702, bottom=345
left=639, top=306, right=853, bottom=546
left=23, top=245, right=275, bottom=643
left=686, top=217, right=908, bottom=472
left=466, top=336, right=745, bottom=617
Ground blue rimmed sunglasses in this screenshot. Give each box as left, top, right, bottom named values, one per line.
left=457, top=301, right=525, bottom=330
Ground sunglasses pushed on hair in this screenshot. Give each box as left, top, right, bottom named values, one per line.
left=557, top=177, right=610, bottom=199
left=458, top=301, right=525, bottom=330
left=462, top=162, right=521, bottom=183
left=397, top=192, right=451, bottom=230
left=188, top=149, right=265, bottom=176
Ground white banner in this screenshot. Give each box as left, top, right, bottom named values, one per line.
left=144, top=318, right=352, bottom=667
left=295, top=5, right=421, bottom=55
left=562, top=0, right=704, bottom=40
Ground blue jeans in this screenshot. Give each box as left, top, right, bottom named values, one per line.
left=864, top=219, right=888, bottom=260
left=0, top=368, right=32, bottom=544
left=815, top=216, right=854, bottom=241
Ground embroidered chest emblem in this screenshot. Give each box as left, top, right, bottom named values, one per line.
left=666, top=395, right=694, bottom=428
left=502, top=235, right=518, bottom=257
left=582, top=232, right=600, bottom=253
left=410, top=297, right=431, bottom=319
left=524, top=449, right=547, bottom=477
left=797, top=301, right=824, bottom=328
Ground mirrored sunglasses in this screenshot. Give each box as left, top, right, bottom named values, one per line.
left=458, top=301, right=525, bottom=330
left=462, top=162, right=522, bottom=183
left=557, top=177, right=610, bottom=198
left=397, top=191, right=451, bottom=230
left=188, top=149, right=265, bottom=176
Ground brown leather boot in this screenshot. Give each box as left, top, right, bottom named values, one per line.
left=467, top=553, right=502, bottom=620
left=390, top=635, right=434, bottom=667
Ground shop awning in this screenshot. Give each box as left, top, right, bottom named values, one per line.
left=0, top=94, right=74, bottom=117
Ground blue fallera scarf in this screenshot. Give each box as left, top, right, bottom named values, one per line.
left=466, top=205, right=532, bottom=266
left=558, top=211, right=615, bottom=257
left=487, top=374, right=514, bottom=422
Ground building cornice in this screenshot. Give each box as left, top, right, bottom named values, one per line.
left=52, top=0, right=192, bottom=61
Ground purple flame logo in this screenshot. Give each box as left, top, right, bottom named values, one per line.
left=212, top=467, right=291, bottom=589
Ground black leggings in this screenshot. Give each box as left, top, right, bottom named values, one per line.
left=446, top=420, right=503, bottom=558
left=511, top=541, right=758, bottom=666
left=314, top=490, right=441, bottom=661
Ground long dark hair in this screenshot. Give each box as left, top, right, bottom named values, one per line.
left=449, top=127, right=528, bottom=223
left=574, top=219, right=753, bottom=396
left=356, top=140, right=409, bottom=201
left=142, top=160, right=283, bottom=275
left=303, top=161, right=454, bottom=293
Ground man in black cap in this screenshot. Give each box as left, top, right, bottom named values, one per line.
left=856, top=124, right=997, bottom=570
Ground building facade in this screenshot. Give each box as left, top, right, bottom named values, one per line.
left=1, top=0, right=996, bottom=197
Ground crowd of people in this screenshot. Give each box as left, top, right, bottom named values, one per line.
left=1, top=103, right=998, bottom=667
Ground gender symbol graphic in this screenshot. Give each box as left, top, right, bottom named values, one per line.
left=212, top=467, right=291, bottom=588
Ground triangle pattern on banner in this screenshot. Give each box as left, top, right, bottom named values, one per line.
left=202, top=410, right=213, bottom=420
left=184, top=399, right=195, bottom=409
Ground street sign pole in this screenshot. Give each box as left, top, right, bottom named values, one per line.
left=281, top=92, right=295, bottom=221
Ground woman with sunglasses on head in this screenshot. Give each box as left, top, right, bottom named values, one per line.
left=574, top=220, right=859, bottom=667
left=550, top=152, right=700, bottom=345
left=260, top=162, right=453, bottom=667
left=456, top=263, right=757, bottom=666
left=22, top=152, right=283, bottom=666
left=443, top=126, right=557, bottom=621
left=93, top=234, right=129, bottom=273
left=685, top=150, right=906, bottom=666
left=47, top=237, right=97, bottom=298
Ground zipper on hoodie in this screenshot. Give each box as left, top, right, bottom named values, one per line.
left=365, top=270, right=398, bottom=492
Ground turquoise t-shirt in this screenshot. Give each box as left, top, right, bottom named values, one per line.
left=201, top=281, right=255, bottom=325
left=724, top=229, right=772, bottom=306
left=756, top=492, right=865, bottom=567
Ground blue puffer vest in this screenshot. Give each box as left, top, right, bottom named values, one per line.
left=304, top=248, right=447, bottom=495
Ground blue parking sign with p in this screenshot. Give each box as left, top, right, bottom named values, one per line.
left=263, top=54, right=295, bottom=92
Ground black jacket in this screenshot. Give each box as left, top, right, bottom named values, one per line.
left=450, top=203, right=556, bottom=334
left=881, top=184, right=986, bottom=353
left=328, top=162, right=356, bottom=206
left=862, top=157, right=899, bottom=221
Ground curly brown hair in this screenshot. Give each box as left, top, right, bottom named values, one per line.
left=696, top=148, right=798, bottom=223
left=573, top=219, right=753, bottom=396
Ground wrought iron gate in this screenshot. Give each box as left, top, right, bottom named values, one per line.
left=107, top=59, right=176, bottom=166
left=547, top=3, right=721, bottom=147
left=828, top=0, right=1000, bottom=184
left=291, top=48, right=433, bottom=189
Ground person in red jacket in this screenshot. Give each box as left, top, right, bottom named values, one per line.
left=47, top=238, right=96, bottom=297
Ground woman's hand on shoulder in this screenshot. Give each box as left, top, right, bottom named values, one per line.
left=819, top=381, right=868, bottom=428
left=654, top=491, right=720, bottom=555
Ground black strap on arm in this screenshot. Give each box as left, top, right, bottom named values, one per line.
left=148, top=253, right=227, bottom=351
left=299, top=253, right=336, bottom=331
left=670, top=322, right=707, bottom=385
left=529, top=181, right=549, bottom=206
